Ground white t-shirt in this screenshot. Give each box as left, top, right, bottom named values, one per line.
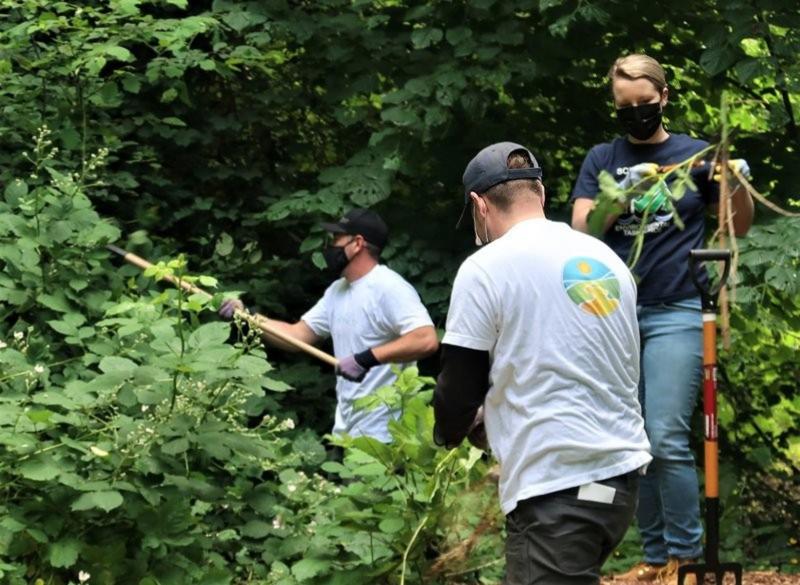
left=443, top=218, right=652, bottom=515
left=302, top=264, right=434, bottom=442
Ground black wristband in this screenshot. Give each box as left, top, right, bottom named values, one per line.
left=353, top=348, right=380, bottom=369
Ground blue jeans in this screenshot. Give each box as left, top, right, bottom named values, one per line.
left=636, top=298, right=704, bottom=563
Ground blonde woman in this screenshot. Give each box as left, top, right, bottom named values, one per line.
left=571, top=54, right=753, bottom=584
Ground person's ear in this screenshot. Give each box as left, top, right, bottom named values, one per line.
left=469, top=192, right=487, bottom=217
left=660, top=86, right=669, bottom=108
left=540, top=184, right=546, bottom=208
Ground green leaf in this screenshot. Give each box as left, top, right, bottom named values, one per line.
left=291, top=558, right=331, bottom=581
left=99, top=356, right=138, bottom=375
left=188, top=322, right=230, bottom=349
left=700, top=45, right=738, bottom=76
left=378, top=517, right=405, bottom=534
left=161, top=437, right=190, bottom=455
left=162, top=116, right=187, bottom=127
left=241, top=520, right=272, bottom=539
left=114, top=0, right=141, bottom=15
left=411, top=27, right=443, bottom=49
left=165, top=0, right=188, bottom=8
left=161, top=88, right=178, bottom=103
left=48, top=538, right=82, bottom=568
left=4, top=179, right=28, bottom=203
left=105, top=45, right=133, bottom=62
left=19, top=457, right=60, bottom=481
left=215, top=232, right=234, bottom=257
left=38, top=293, right=71, bottom=313
left=71, top=490, right=124, bottom=512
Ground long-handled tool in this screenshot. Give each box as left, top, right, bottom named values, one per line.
left=106, top=244, right=339, bottom=368
left=680, top=248, right=741, bottom=585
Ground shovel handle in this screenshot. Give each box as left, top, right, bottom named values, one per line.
left=106, top=245, right=339, bottom=367
left=689, top=249, right=731, bottom=308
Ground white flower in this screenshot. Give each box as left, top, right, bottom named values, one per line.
left=0, top=340, right=7, bottom=349
left=272, top=515, right=283, bottom=529
left=141, top=405, right=149, bottom=412
left=14, top=331, right=24, bottom=340
left=90, top=446, right=109, bottom=457
left=287, top=484, right=297, bottom=493
left=78, top=570, right=91, bottom=583
left=33, top=364, right=45, bottom=374
left=284, top=418, right=295, bottom=430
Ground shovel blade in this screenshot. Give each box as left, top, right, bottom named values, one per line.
left=678, top=561, right=743, bottom=585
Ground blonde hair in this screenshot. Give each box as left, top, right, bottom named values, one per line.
left=608, top=54, right=667, bottom=92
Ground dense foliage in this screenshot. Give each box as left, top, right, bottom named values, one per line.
left=0, top=0, right=798, bottom=583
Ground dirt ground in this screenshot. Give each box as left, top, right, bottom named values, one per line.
left=601, top=571, right=800, bottom=584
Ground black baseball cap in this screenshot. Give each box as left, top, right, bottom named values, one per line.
left=321, top=208, right=389, bottom=249
left=462, top=142, right=543, bottom=202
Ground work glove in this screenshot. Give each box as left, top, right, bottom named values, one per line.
left=714, top=159, right=751, bottom=183
left=467, top=406, right=488, bottom=451
left=335, top=349, right=379, bottom=382
left=618, top=162, right=659, bottom=191
left=218, top=298, right=245, bottom=320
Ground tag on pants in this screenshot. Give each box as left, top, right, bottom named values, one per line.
left=577, top=482, right=616, bottom=504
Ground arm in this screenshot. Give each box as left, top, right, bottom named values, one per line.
left=433, top=344, right=491, bottom=449
left=261, top=318, right=321, bottom=351
left=336, top=326, right=438, bottom=383
left=572, top=196, right=624, bottom=235
left=372, top=325, right=438, bottom=364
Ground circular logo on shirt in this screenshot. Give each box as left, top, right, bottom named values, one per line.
left=562, top=257, right=621, bottom=317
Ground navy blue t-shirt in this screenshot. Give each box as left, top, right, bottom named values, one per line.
left=571, top=134, right=718, bottom=305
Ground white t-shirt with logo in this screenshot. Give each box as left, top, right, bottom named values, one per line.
left=443, top=218, right=652, bottom=515
left=302, top=264, right=434, bottom=442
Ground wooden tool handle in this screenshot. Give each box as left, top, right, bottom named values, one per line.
left=106, top=245, right=339, bottom=367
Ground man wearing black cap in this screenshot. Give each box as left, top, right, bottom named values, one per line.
left=433, top=143, right=651, bottom=584
left=220, top=208, right=438, bottom=442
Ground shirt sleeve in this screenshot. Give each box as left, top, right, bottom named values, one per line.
left=571, top=146, right=604, bottom=202
left=441, top=259, right=498, bottom=352
left=433, top=344, right=491, bottom=448
left=301, top=290, right=331, bottom=339
left=382, top=279, right=434, bottom=336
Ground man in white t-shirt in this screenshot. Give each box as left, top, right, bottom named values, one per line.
left=434, top=142, right=652, bottom=584
left=220, top=209, right=438, bottom=442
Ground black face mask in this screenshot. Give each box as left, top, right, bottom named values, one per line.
left=322, top=238, right=353, bottom=276
left=616, top=102, right=663, bottom=141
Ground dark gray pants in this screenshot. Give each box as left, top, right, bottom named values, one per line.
left=504, top=472, right=639, bottom=585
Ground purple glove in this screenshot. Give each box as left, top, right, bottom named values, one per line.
left=219, top=298, right=244, bottom=320
left=335, top=349, right=379, bottom=382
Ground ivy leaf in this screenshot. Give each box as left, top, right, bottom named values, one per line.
left=48, top=538, right=82, bottom=568
left=71, top=490, right=124, bottom=512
